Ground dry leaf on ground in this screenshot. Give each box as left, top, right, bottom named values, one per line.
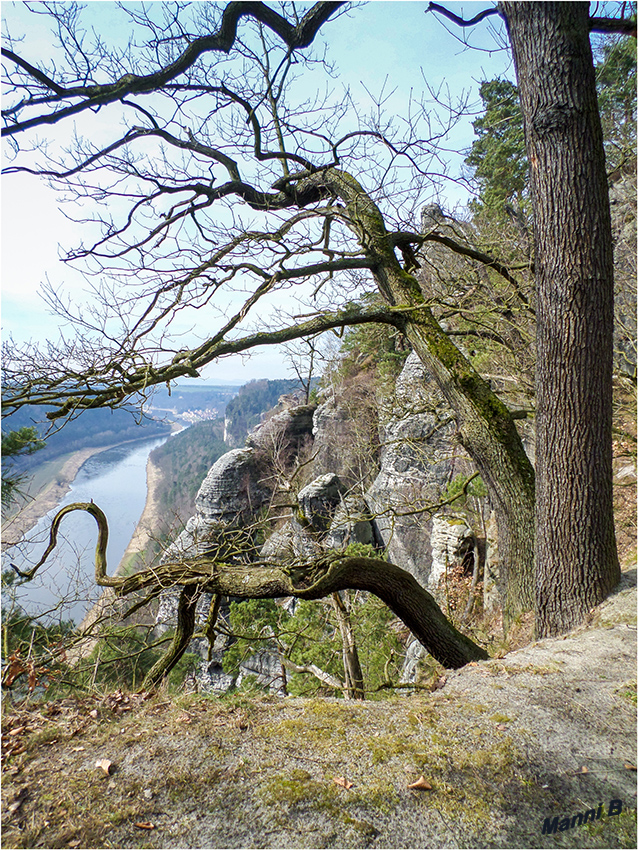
left=407, top=775, right=433, bottom=790
left=333, top=776, right=354, bottom=789
left=134, top=822, right=155, bottom=830
left=95, top=759, right=113, bottom=775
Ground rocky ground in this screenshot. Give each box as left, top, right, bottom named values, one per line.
left=2, top=570, right=636, bottom=850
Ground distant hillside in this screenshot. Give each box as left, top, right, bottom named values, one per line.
left=150, top=419, right=228, bottom=525
left=2, top=405, right=171, bottom=473
left=223, top=379, right=305, bottom=446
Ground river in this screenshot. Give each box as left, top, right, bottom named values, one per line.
left=5, top=435, right=171, bottom=626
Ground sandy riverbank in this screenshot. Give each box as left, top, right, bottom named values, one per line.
left=71, top=456, right=166, bottom=648
left=2, top=446, right=114, bottom=548
left=2, top=428, right=177, bottom=551
left=114, top=456, right=164, bottom=576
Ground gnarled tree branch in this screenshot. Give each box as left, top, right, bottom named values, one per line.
left=2, top=2, right=347, bottom=137
left=18, top=503, right=489, bottom=672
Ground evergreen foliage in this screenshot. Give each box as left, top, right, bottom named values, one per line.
left=1, top=426, right=46, bottom=510
left=464, top=79, right=528, bottom=217
left=224, top=589, right=403, bottom=699
left=465, top=39, right=637, bottom=216
left=337, top=295, right=410, bottom=383
left=595, top=35, right=637, bottom=174
left=79, top=628, right=199, bottom=692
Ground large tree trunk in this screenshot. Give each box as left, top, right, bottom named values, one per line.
left=397, top=301, right=536, bottom=625
left=501, top=2, right=621, bottom=636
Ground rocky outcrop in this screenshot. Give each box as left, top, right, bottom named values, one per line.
left=366, top=352, right=474, bottom=590
left=155, top=398, right=317, bottom=692
left=160, top=403, right=316, bottom=564
left=223, top=380, right=305, bottom=447
left=157, top=448, right=270, bottom=565
left=429, top=516, right=475, bottom=593
left=261, top=474, right=375, bottom=565
left=156, top=354, right=487, bottom=694
left=297, top=473, right=345, bottom=532
left=310, top=373, right=380, bottom=490
left=247, top=403, right=315, bottom=458
left=325, top=495, right=375, bottom=550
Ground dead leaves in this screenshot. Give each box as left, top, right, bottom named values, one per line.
left=407, top=775, right=433, bottom=791
left=134, top=821, right=156, bottom=830
left=333, top=776, right=354, bottom=789
left=6, top=786, right=29, bottom=816
left=176, top=712, right=193, bottom=724
left=95, top=758, right=114, bottom=776
left=102, top=689, right=149, bottom=715
left=1, top=653, right=51, bottom=692
left=1, top=714, right=33, bottom=766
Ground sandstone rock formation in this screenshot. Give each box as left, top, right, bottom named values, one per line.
left=156, top=353, right=489, bottom=693
left=366, top=352, right=473, bottom=590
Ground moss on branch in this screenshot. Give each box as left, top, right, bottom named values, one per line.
left=22, top=503, right=489, bottom=675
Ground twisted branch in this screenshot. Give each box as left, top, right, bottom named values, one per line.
left=2, top=2, right=347, bottom=137
left=18, top=503, right=489, bottom=671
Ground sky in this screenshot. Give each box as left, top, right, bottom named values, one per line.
left=1, top=1, right=514, bottom=385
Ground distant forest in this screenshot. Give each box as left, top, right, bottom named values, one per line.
left=3, top=405, right=172, bottom=471
left=150, top=419, right=228, bottom=525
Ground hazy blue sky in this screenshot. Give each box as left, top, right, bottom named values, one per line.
left=2, top=2, right=513, bottom=384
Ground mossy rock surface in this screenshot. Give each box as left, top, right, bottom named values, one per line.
left=1, top=575, right=636, bottom=848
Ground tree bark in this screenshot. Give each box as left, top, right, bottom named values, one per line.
left=332, top=591, right=365, bottom=699
left=501, top=2, right=621, bottom=636
left=142, top=584, right=203, bottom=689
left=114, top=554, right=489, bottom=669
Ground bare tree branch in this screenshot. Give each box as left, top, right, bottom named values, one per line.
left=426, top=2, right=637, bottom=38
left=1, top=301, right=412, bottom=418
left=2, top=1, right=347, bottom=137
left=16, top=502, right=490, bottom=670
left=425, top=3, right=500, bottom=28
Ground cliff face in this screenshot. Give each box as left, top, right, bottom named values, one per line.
left=157, top=354, right=486, bottom=692
left=223, top=379, right=305, bottom=446
left=365, top=352, right=473, bottom=590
